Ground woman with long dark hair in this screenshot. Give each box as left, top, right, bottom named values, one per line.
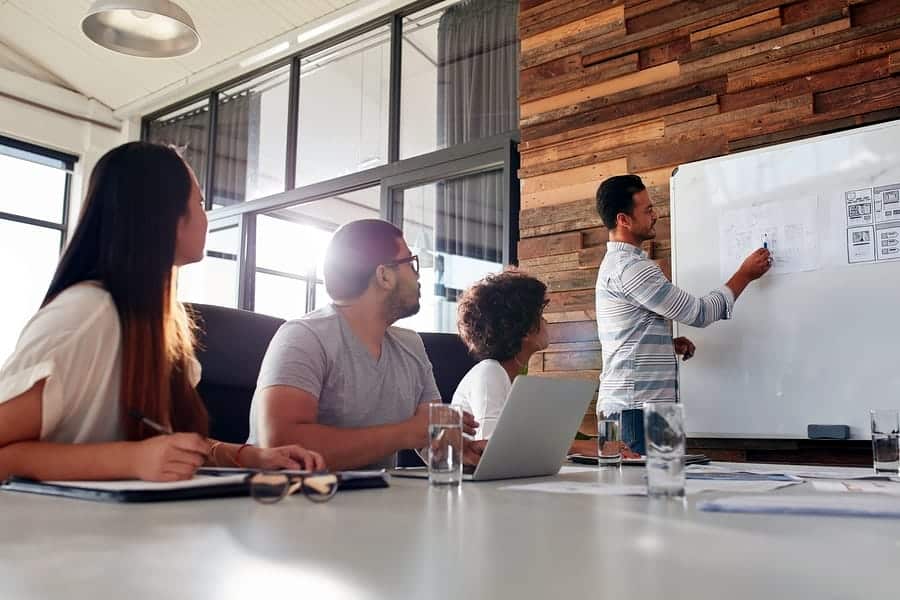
left=0, top=142, right=324, bottom=481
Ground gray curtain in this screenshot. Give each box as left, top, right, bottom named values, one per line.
left=147, top=92, right=260, bottom=208
left=146, top=108, right=209, bottom=189
left=212, top=92, right=258, bottom=207
left=435, top=0, right=518, bottom=263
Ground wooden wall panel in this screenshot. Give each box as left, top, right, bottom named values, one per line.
left=517, top=0, right=900, bottom=395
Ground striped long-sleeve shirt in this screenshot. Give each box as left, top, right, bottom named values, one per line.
left=595, top=242, right=734, bottom=410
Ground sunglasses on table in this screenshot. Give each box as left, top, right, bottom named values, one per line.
left=248, top=472, right=339, bottom=504
left=383, top=254, right=419, bottom=275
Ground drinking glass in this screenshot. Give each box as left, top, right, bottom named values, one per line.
left=644, top=402, right=686, bottom=497
left=429, top=404, right=463, bottom=486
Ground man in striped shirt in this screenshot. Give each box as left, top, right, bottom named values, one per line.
left=594, top=175, right=771, bottom=453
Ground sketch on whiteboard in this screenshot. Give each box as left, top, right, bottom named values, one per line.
left=874, top=183, right=900, bottom=225
left=847, top=226, right=876, bottom=263
left=718, top=197, right=819, bottom=279
left=876, top=225, right=900, bottom=261
left=846, top=188, right=874, bottom=227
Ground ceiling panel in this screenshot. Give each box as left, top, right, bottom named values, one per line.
left=0, top=0, right=358, bottom=110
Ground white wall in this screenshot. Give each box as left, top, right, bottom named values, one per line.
left=0, top=94, right=134, bottom=230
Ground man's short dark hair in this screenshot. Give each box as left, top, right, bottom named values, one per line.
left=323, top=219, right=404, bottom=301
left=596, top=175, right=646, bottom=230
left=457, top=270, right=548, bottom=362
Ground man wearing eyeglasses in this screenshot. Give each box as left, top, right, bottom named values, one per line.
left=248, top=219, right=486, bottom=470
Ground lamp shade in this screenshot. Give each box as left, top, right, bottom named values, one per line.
left=82, top=0, right=200, bottom=58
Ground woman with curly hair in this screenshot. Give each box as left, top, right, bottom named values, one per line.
left=452, top=270, right=549, bottom=440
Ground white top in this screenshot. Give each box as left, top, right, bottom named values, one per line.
left=451, top=359, right=512, bottom=440
left=0, top=281, right=200, bottom=443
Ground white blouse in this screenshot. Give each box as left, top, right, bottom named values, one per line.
left=0, top=281, right=200, bottom=443
left=451, top=359, right=512, bottom=440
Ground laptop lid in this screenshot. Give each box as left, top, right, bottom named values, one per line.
left=471, top=376, right=596, bottom=481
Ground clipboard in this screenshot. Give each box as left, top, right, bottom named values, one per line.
left=1, top=470, right=390, bottom=503
left=0, top=474, right=251, bottom=503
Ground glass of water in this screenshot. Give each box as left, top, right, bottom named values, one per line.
left=428, top=404, right=463, bottom=486
left=596, top=405, right=623, bottom=466
left=644, top=402, right=686, bottom=498
left=870, top=410, right=899, bottom=475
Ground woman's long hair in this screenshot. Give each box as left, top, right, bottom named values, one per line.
left=43, top=141, right=208, bottom=440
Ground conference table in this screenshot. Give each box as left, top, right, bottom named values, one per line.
left=1, top=462, right=896, bottom=599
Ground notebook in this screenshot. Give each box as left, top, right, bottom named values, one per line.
left=1, top=470, right=389, bottom=503
left=567, top=454, right=711, bottom=466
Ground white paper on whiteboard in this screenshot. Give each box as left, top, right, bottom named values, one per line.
left=718, top=196, right=819, bottom=280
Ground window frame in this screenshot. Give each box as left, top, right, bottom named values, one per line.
left=144, top=0, right=520, bottom=323
left=0, top=134, right=77, bottom=252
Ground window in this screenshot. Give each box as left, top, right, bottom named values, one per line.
left=213, top=66, right=290, bottom=208
left=178, top=222, right=240, bottom=308
left=143, top=0, right=520, bottom=333
left=254, top=187, right=380, bottom=319
left=394, top=170, right=505, bottom=333
left=0, top=138, right=74, bottom=361
left=296, top=26, right=390, bottom=187
left=146, top=98, right=210, bottom=190
left=400, top=0, right=519, bottom=159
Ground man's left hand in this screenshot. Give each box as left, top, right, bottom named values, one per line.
left=674, top=337, right=696, bottom=361
left=463, top=439, right=488, bottom=466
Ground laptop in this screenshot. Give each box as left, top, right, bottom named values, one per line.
left=391, top=375, right=596, bottom=481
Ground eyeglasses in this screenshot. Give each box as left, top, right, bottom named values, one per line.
left=383, top=254, right=419, bottom=275
left=248, top=472, right=339, bottom=504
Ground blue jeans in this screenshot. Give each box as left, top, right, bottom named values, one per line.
left=622, top=408, right=646, bottom=456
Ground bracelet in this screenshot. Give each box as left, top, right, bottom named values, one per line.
left=208, top=441, right=224, bottom=465
left=234, top=443, right=252, bottom=468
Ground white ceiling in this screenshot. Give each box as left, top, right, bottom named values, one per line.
left=0, top=0, right=360, bottom=112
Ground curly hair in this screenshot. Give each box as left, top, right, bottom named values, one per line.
left=457, top=270, right=548, bottom=362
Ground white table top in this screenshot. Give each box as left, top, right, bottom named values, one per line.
left=1, top=462, right=896, bottom=600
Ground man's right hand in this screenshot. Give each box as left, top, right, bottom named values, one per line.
left=738, top=248, right=772, bottom=280
left=131, top=433, right=209, bottom=482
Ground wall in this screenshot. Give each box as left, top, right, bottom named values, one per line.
left=516, top=0, right=900, bottom=434
left=0, top=67, right=133, bottom=227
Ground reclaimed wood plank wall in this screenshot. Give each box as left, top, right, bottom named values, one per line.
left=517, top=0, right=900, bottom=426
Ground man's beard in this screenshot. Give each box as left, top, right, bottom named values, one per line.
left=639, top=223, right=657, bottom=241
left=386, top=286, right=421, bottom=323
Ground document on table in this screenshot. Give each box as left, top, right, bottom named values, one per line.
left=810, top=480, right=900, bottom=495
left=688, top=465, right=887, bottom=481
left=698, top=494, right=900, bottom=518
left=499, top=481, right=647, bottom=497
left=499, top=480, right=798, bottom=497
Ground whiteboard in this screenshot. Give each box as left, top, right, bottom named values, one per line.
left=671, top=119, right=900, bottom=440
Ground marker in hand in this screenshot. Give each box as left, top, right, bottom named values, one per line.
left=762, top=233, right=773, bottom=266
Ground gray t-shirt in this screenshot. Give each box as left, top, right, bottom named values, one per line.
left=247, top=305, right=441, bottom=467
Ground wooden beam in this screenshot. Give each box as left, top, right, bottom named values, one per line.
left=726, top=25, right=900, bottom=93
left=546, top=320, right=599, bottom=343
left=813, top=76, right=900, bottom=119
left=682, top=17, right=851, bottom=74
left=582, top=0, right=805, bottom=66
left=691, top=16, right=782, bottom=51
left=521, top=120, right=665, bottom=169
left=542, top=268, right=600, bottom=293
left=521, top=61, right=680, bottom=119
left=520, top=0, right=623, bottom=39
left=521, top=6, right=626, bottom=70
left=518, top=231, right=583, bottom=260
left=520, top=53, right=640, bottom=104
left=689, top=8, right=781, bottom=42
left=719, top=56, right=891, bottom=112
left=521, top=158, right=628, bottom=209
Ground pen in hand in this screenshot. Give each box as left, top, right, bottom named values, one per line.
left=128, top=409, right=173, bottom=435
